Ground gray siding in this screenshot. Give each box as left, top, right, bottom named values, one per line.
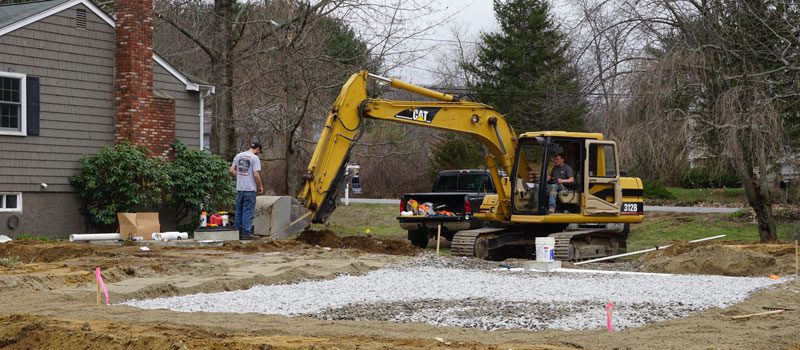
left=0, top=3, right=202, bottom=195
left=154, top=65, right=200, bottom=148
left=0, top=3, right=204, bottom=236
left=0, top=4, right=115, bottom=193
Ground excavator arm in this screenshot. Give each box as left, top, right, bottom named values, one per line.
left=298, top=71, right=518, bottom=223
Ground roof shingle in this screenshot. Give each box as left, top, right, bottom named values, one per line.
left=0, top=0, right=71, bottom=31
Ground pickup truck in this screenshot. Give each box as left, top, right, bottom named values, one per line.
left=398, top=170, right=497, bottom=248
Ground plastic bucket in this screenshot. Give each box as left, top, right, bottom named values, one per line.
left=535, top=237, right=556, bottom=262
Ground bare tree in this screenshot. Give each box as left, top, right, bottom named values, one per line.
left=590, top=0, right=800, bottom=241
left=154, top=0, right=343, bottom=161
left=153, top=0, right=458, bottom=196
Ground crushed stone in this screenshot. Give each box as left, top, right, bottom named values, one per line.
left=124, top=267, right=786, bottom=331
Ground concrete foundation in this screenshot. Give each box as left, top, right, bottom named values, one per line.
left=523, top=260, right=562, bottom=272
left=253, top=196, right=311, bottom=239
left=194, top=229, right=239, bottom=241
left=0, top=192, right=86, bottom=239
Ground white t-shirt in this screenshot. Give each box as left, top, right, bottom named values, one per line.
left=232, top=151, right=261, bottom=191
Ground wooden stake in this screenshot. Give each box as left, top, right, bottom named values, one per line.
left=732, top=309, right=784, bottom=320
left=96, top=280, right=100, bottom=305
left=435, top=224, right=441, bottom=256
left=795, top=240, right=798, bottom=277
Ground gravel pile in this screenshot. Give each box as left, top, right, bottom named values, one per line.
left=395, top=253, right=499, bottom=270
left=124, top=267, right=785, bottom=331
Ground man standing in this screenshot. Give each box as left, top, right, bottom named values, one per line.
left=230, top=142, right=265, bottom=240
left=547, top=154, right=574, bottom=213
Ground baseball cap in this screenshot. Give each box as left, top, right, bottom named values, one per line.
left=250, top=141, right=262, bottom=150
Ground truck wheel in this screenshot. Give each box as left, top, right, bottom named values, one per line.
left=408, top=230, right=429, bottom=248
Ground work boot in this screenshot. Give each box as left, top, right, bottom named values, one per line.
left=548, top=208, right=556, bottom=214
left=239, top=235, right=259, bottom=241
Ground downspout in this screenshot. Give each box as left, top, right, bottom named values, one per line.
left=198, top=88, right=213, bottom=150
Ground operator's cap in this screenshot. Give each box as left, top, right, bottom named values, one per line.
left=250, top=141, right=262, bottom=150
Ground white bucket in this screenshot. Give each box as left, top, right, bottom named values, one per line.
left=535, top=236, right=556, bottom=262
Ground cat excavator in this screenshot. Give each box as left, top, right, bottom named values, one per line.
left=296, top=71, right=644, bottom=260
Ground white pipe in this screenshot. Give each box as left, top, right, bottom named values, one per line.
left=573, top=234, right=727, bottom=265
left=552, top=268, right=675, bottom=276
left=198, top=89, right=212, bottom=150
left=69, top=233, right=121, bottom=242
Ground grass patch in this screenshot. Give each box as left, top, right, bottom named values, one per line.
left=14, top=234, right=49, bottom=242
left=311, top=203, right=406, bottom=240
left=628, top=212, right=797, bottom=252
left=648, top=187, right=747, bottom=206
left=0, top=256, right=20, bottom=268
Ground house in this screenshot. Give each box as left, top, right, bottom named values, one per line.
left=0, top=0, right=214, bottom=237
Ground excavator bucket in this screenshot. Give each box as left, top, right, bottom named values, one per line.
left=253, top=196, right=313, bottom=239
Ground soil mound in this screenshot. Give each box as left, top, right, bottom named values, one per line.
left=642, top=244, right=779, bottom=276
left=217, top=239, right=306, bottom=253
left=0, top=241, right=118, bottom=263
left=297, top=230, right=420, bottom=256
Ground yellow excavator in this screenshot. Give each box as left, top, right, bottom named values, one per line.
left=297, top=71, right=644, bottom=260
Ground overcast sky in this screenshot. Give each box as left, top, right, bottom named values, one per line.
left=393, top=0, right=497, bottom=84
left=388, top=0, right=578, bottom=84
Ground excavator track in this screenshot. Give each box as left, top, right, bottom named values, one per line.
left=452, top=227, right=626, bottom=261
left=553, top=238, right=573, bottom=261
left=451, top=228, right=507, bottom=258
left=549, top=229, right=626, bottom=261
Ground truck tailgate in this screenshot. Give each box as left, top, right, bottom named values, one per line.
left=399, top=193, right=468, bottom=214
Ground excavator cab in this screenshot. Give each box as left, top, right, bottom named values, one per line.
left=511, top=134, right=614, bottom=217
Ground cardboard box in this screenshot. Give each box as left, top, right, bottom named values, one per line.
left=118, top=212, right=161, bottom=239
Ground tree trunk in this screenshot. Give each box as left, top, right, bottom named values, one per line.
left=279, top=130, right=296, bottom=196
left=734, top=162, right=778, bottom=242
left=212, top=0, right=237, bottom=161
left=752, top=199, right=777, bottom=242
left=209, top=58, right=222, bottom=156
left=222, top=51, right=236, bottom=161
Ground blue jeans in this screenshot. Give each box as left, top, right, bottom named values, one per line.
left=548, top=184, right=564, bottom=209
left=235, top=191, right=257, bottom=236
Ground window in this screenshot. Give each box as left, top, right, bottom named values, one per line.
left=0, top=193, right=21, bottom=212
left=588, top=143, right=617, bottom=178
left=457, top=174, right=494, bottom=192
left=433, top=174, right=458, bottom=191
left=0, top=72, right=26, bottom=136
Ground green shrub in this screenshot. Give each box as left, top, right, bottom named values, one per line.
left=643, top=181, right=676, bottom=199
left=678, top=168, right=741, bottom=188
left=71, top=141, right=235, bottom=231
left=166, top=141, right=235, bottom=232
left=70, top=142, right=171, bottom=226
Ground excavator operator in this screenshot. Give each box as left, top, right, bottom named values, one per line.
left=547, top=153, right=574, bottom=213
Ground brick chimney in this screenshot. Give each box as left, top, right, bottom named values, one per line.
left=114, top=0, right=175, bottom=158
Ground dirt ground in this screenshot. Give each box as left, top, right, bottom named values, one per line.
left=0, top=233, right=799, bottom=350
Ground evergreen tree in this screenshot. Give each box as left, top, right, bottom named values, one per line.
left=428, top=135, right=486, bottom=179
left=464, top=0, right=586, bottom=132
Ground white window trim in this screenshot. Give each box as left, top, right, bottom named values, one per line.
left=0, top=71, right=27, bottom=136
left=0, top=192, right=22, bottom=212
